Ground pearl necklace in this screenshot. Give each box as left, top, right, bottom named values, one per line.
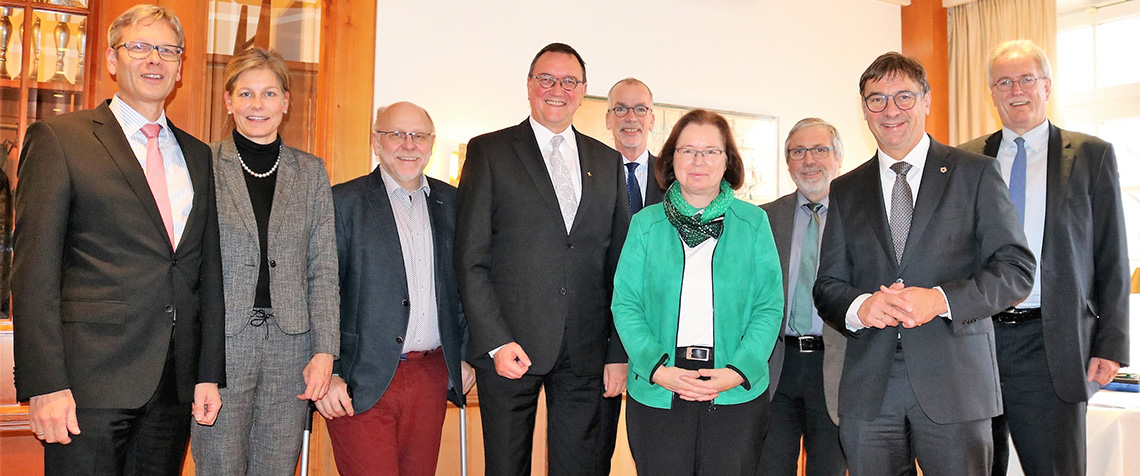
left=237, top=145, right=281, bottom=178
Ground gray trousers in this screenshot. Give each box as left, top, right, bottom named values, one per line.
left=192, top=313, right=311, bottom=476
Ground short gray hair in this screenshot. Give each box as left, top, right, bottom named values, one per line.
left=107, top=4, right=185, bottom=48
left=784, top=118, right=844, bottom=160
left=988, top=39, right=1052, bottom=83
left=607, top=78, right=654, bottom=105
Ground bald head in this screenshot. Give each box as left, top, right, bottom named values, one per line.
left=374, top=101, right=435, bottom=134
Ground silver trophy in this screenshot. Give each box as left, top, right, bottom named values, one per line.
left=50, top=13, right=69, bottom=83
left=0, top=8, right=12, bottom=80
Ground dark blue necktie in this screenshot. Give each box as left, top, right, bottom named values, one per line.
left=625, top=162, right=643, bottom=215
left=1010, top=137, right=1027, bottom=225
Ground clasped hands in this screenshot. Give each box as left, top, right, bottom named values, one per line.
left=651, top=366, right=743, bottom=402
left=857, top=281, right=948, bottom=329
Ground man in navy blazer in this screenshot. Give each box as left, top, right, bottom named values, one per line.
left=960, top=39, right=1129, bottom=476
left=317, top=102, right=473, bottom=476
left=813, top=52, right=1035, bottom=476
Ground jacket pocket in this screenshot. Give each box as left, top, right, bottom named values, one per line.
left=60, top=300, right=128, bottom=324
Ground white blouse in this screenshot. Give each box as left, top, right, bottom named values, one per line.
left=676, top=236, right=718, bottom=347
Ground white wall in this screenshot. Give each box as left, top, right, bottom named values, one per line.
left=373, top=0, right=902, bottom=190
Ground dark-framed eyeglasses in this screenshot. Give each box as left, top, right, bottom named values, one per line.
left=114, top=41, right=184, bottom=62
left=863, top=91, right=920, bottom=113
left=530, top=74, right=584, bottom=91
left=787, top=146, right=834, bottom=160
left=375, top=130, right=434, bottom=144
left=610, top=105, right=651, bottom=117
left=992, top=75, right=1042, bottom=91
left=675, top=147, right=725, bottom=160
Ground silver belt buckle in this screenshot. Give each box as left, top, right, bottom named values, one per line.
left=685, top=346, right=710, bottom=361
left=798, top=336, right=816, bottom=353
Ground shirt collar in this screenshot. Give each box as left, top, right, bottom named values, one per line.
left=1001, top=119, right=1050, bottom=152
left=877, top=133, right=931, bottom=178
left=378, top=164, right=431, bottom=198
left=109, top=93, right=169, bottom=138
left=795, top=190, right=829, bottom=211
left=624, top=149, right=650, bottom=167
left=529, top=116, right=578, bottom=154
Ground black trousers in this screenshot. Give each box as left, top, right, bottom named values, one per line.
left=992, top=319, right=1086, bottom=476
left=757, top=344, right=846, bottom=476
left=474, top=345, right=605, bottom=476
left=595, top=391, right=622, bottom=474
left=44, top=349, right=191, bottom=476
left=626, top=347, right=770, bottom=476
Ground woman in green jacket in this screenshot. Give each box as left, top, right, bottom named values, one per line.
left=612, top=109, right=784, bottom=476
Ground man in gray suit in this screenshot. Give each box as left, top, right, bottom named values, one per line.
left=317, top=102, right=474, bottom=476
left=960, top=39, right=1129, bottom=476
left=813, top=52, right=1035, bottom=476
left=758, top=118, right=847, bottom=476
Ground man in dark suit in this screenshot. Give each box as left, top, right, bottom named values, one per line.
left=317, top=102, right=474, bottom=476
left=959, top=39, right=1129, bottom=476
left=593, top=76, right=660, bottom=473
left=759, top=118, right=847, bottom=476
left=813, top=52, right=1035, bottom=476
left=12, top=5, right=224, bottom=475
left=455, top=43, right=629, bottom=476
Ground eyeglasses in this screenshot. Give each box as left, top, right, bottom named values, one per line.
left=375, top=130, right=434, bottom=144
left=992, top=76, right=1043, bottom=91
left=530, top=74, right=584, bottom=91
left=863, top=91, right=920, bottom=113
left=114, top=41, right=184, bottom=62
left=610, top=105, right=651, bottom=117
left=675, top=147, right=725, bottom=160
left=787, top=146, right=834, bottom=160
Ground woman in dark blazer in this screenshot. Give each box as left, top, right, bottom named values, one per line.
left=191, top=47, right=339, bottom=475
left=612, top=109, right=784, bottom=476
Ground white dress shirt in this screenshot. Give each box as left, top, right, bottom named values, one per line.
left=109, top=94, right=193, bottom=246
left=529, top=116, right=582, bottom=207
left=996, top=120, right=1049, bottom=309
left=379, top=166, right=441, bottom=353
left=623, top=149, right=650, bottom=203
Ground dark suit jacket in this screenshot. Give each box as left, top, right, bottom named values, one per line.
left=813, top=136, right=1035, bottom=424
left=333, top=169, right=468, bottom=408
left=762, top=192, right=845, bottom=424
left=960, top=124, right=1130, bottom=402
left=456, top=120, right=629, bottom=376
left=12, top=101, right=225, bottom=408
left=641, top=154, right=664, bottom=207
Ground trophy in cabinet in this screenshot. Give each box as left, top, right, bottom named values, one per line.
left=74, top=17, right=84, bottom=82
left=20, top=17, right=41, bottom=81
left=50, top=13, right=69, bottom=83
left=0, top=8, right=12, bottom=80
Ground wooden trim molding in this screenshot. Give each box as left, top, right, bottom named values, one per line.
left=901, top=0, right=950, bottom=144
left=316, top=0, right=376, bottom=185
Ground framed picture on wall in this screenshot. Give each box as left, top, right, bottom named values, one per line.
left=572, top=96, right=782, bottom=204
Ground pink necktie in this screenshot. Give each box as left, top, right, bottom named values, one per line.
left=141, top=123, right=176, bottom=250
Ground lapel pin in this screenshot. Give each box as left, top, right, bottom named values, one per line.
left=940, top=167, right=947, bottom=173
left=586, top=171, right=593, bottom=177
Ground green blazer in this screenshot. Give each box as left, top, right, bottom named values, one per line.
left=612, top=198, right=783, bottom=409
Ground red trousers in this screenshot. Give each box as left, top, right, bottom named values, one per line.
left=327, top=350, right=449, bottom=476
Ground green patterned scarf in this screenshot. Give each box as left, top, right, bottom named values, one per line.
left=663, top=180, right=733, bottom=247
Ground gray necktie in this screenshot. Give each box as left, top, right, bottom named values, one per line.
left=889, top=161, right=913, bottom=264
left=792, top=202, right=822, bottom=335
left=549, top=135, right=577, bottom=232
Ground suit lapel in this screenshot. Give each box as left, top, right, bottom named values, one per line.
left=510, top=121, right=564, bottom=224
left=170, top=123, right=207, bottom=252
left=215, top=139, right=261, bottom=242
left=91, top=103, right=170, bottom=250
left=851, top=157, right=896, bottom=265
left=365, top=170, right=410, bottom=297
left=426, top=182, right=451, bottom=316
left=983, top=131, right=1002, bottom=158
left=899, top=139, right=952, bottom=273
left=570, top=126, right=598, bottom=233
left=267, top=144, right=298, bottom=246
left=646, top=154, right=664, bottom=205
left=1045, top=124, right=1075, bottom=226
left=770, top=194, right=796, bottom=296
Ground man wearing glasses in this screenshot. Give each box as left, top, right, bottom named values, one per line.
left=813, top=52, right=1034, bottom=476
left=960, top=39, right=1129, bottom=476
left=318, top=102, right=475, bottom=476
left=12, top=5, right=224, bottom=475
left=759, top=118, right=847, bottom=476
left=456, top=43, right=628, bottom=475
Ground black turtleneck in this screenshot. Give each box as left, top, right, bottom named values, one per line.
left=233, top=129, right=280, bottom=309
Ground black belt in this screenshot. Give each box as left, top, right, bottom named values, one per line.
left=784, top=335, right=824, bottom=352
left=994, top=307, right=1041, bottom=324
left=678, top=345, right=713, bottom=362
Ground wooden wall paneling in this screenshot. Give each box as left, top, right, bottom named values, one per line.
left=315, top=0, right=375, bottom=185
left=901, top=0, right=950, bottom=144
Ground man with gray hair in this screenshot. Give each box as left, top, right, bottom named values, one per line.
left=13, top=4, right=224, bottom=475
left=960, top=38, right=1129, bottom=476
left=758, top=118, right=847, bottom=476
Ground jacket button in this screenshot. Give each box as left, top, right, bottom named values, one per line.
left=171, top=259, right=177, bottom=266
left=396, top=336, right=404, bottom=344
left=269, top=259, right=277, bottom=268
left=566, top=243, right=573, bottom=250
left=401, top=299, right=409, bottom=307
left=164, top=305, right=173, bottom=313
left=559, top=288, right=567, bottom=296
